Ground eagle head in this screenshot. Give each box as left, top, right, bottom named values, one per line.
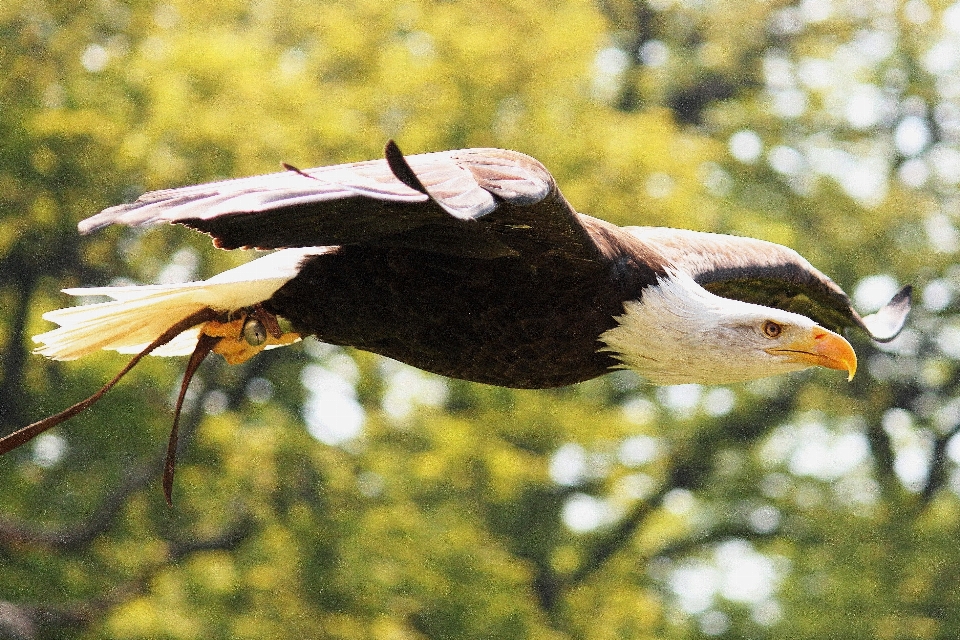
left=599, top=269, right=858, bottom=386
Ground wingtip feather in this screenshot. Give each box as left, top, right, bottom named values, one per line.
left=861, top=285, right=913, bottom=342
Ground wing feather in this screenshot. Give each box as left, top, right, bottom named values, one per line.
left=626, top=226, right=911, bottom=342
left=79, top=144, right=592, bottom=260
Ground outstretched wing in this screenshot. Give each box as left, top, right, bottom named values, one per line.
left=81, top=142, right=602, bottom=263
left=628, top=226, right=911, bottom=342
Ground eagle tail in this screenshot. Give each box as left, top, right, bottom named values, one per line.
left=34, top=285, right=219, bottom=361
left=33, top=248, right=320, bottom=361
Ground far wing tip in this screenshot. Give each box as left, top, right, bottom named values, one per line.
left=861, top=285, right=912, bottom=342
left=384, top=140, right=427, bottom=195
left=383, top=139, right=497, bottom=221
left=78, top=214, right=107, bottom=235
left=78, top=202, right=138, bottom=235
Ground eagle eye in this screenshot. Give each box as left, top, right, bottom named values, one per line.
left=762, top=320, right=783, bottom=338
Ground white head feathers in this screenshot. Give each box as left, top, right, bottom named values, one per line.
left=599, top=268, right=824, bottom=385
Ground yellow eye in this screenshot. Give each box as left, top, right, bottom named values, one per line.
left=762, top=321, right=783, bottom=338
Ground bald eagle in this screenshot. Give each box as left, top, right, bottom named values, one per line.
left=3, top=142, right=910, bottom=502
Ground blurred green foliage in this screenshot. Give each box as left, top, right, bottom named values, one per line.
left=0, top=0, right=956, bottom=638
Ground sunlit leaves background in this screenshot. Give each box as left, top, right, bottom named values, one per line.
left=0, top=0, right=956, bottom=638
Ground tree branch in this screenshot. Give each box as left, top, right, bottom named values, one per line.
left=0, top=515, right=255, bottom=640
left=568, top=485, right=670, bottom=586
left=648, top=523, right=796, bottom=561
left=0, top=462, right=155, bottom=552
left=866, top=418, right=900, bottom=500
left=0, top=394, right=208, bottom=553
left=0, top=277, right=35, bottom=431
left=920, top=422, right=960, bottom=506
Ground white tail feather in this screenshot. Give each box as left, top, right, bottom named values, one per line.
left=34, top=248, right=323, bottom=361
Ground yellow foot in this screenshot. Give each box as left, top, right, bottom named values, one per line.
left=202, top=307, right=300, bottom=365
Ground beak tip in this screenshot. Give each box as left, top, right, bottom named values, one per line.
left=819, top=329, right=858, bottom=381
left=776, top=326, right=858, bottom=380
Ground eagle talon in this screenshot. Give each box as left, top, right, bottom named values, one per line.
left=201, top=311, right=300, bottom=365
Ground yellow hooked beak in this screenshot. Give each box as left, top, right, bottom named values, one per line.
left=767, top=326, right=858, bottom=381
